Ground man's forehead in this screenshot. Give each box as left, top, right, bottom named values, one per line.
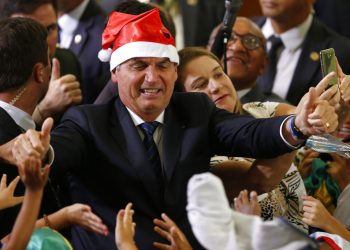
left=233, top=19, right=265, bottom=40
left=124, top=57, right=173, bottom=65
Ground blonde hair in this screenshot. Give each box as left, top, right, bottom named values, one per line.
left=176, top=47, right=243, bottom=114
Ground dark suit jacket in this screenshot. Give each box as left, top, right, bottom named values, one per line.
left=240, top=84, right=288, bottom=104
left=54, top=47, right=82, bottom=85
left=314, top=0, right=350, bottom=39
left=51, top=93, right=294, bottom=249
left=0, top=108, right=63, bottom=238
left=255, top=17, right=350, bottom=105
left=63, top=0, right=110, bottom=104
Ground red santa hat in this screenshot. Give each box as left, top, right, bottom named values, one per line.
left=98, top=8, right=179, bottom=71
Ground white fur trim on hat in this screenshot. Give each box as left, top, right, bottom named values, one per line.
left=109, top=41, right=179, bottom=71
left=98, top=48, right=113, bottom=62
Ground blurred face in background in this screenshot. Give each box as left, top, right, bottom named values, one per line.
left=259, top=0, right=313, bottom=23
left=181, top=55, right=238, bottom=113
left=12, top=3, right=58, bottom=57
left=226, top=17, right=267, bottom=90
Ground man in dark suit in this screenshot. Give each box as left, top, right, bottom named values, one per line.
left=0, top=17, right=54, bottom=238
left=12, top=8, right=338, bottom=250
left=223, top=16, right=286, bottom=104
left=58, top=0, right=110, bottom=103
left=0, top=0, right=83, bottom=124
left=255, top=0, right=350, bottom=105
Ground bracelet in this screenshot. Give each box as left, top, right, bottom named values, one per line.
left=43, top=214, right=51, bottom=228
left=289, top=116, right=308, bottom=140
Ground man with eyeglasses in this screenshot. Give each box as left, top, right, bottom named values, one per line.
left=224, top=16, right=286, bottom=104
left=0, top=0, right=83, bottom=125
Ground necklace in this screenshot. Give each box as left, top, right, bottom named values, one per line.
left=9, top=87, right=26, bottom=106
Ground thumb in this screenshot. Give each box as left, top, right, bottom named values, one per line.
left=304, top=87, right=317, bottom=112
left=51, top=58, right=60, bottom=80
left=41, top=117, right=53, bottom=138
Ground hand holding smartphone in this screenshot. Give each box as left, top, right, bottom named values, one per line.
left=320, top=48, right=339, bottom=89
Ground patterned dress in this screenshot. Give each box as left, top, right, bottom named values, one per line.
left=211, top=101, right=308, bottom=232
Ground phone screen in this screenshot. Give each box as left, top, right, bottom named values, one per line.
left=320, top=48, right=338, bottom=88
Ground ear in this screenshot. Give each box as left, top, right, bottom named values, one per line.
left=32, top=63, right=45, bottom=83
left=258, top=55, right=268, bottom=75
left=111, top=68, right=118, bottom=84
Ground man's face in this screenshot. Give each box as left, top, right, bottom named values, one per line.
left=226, top=19, right=267, bottom=90
left=111, top=57, right=178, bottom=121
left=12, top=4, right=58, bottom=57
left=259, top=0, right=310, bottom=21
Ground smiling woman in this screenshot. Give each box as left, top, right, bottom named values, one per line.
left=175, top=46, right=309, bottom=232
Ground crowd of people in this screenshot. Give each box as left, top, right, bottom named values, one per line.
left=0, top=0, right=350, bottom=249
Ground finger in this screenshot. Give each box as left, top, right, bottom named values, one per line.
left=41, top=118, right=54, bottom=138
left=315, top=72, right=336, bottom=95
left=170, top=226, right=182, bottom=243
left=51, top=58, right=60, bottom=81
left=153, top=242, right=170, bottom=250
left=153, top=218, right=169, bottom=230
left=305, top=87, right=317, bottom=111
left=161, top=213, right=175, bottom=227
left=336, top=57, right=345, bottom=78
left=154, top=226, right=171, bottom=241
left=0, top=174, right=7, bottom=190
left=7, top=176, right=21, bottom=192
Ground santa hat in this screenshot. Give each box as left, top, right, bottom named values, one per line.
left=98, top=8, right=179, bottom=71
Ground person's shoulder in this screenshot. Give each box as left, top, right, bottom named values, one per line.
left=310, top=18, right=350, bottom=46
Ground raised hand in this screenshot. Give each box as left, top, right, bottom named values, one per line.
left=12, top=118, right=53, bottom=167
left=233, top=189, right=261, bottom=216
left=34, top=58, right=82, bottom=122
left=18, top=158, right=49, bottom=192
left=302, top=195, right=333, bottom=230
left=295, top=87, right=338, bottom=136
left=0, top=175, right=23, bottom=210
left=115, top=203, right=137, bottom=250
left=153, top=213, right=193, bottom=250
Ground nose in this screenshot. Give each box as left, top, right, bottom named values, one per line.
left=144, top=66, right=159, bottom=83
left=208, top=79, right=221, bottom=94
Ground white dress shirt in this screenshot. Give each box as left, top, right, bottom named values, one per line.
left=58, top=0, right=89, bottom=48
left=261, top=15, right=313, bottom=99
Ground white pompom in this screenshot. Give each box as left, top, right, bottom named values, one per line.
left=98, top=48, right=112, bottom=62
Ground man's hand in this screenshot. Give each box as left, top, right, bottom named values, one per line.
left=295, top=87, right=338, bottom=136
left=35, top=58, right=82, bottom=122
left=0, top=175, right=23, bottom=209
left=12, top=118, right=53, bottom=167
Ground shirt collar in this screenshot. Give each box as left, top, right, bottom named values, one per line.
left=262, top=14, right=313, bottom=52
left=0, top=100, right=35, bottom=131
left=58, top=0, right=89, bottom=32
left=126, top=107, right=164, bottom=126
left=237, top=88, right=251, bottom=99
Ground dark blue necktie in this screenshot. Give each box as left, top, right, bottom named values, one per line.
left=257, top=35, right=283, bottom=93
left=139, top=122, right=164, bottom=197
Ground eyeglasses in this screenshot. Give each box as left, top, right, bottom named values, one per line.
left=227, top=32, right=264, bottom=51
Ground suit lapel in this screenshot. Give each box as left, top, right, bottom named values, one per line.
left=109, top=98, right=162, bottom=208
left=287, top=18, right=328, bottom=104
left=162, top=103, right=185, bottom=184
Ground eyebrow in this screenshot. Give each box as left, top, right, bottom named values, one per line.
left=212, top=66, right=222, bottom=73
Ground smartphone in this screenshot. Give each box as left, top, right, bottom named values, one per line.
left=320, top=48, right=338, bottom=89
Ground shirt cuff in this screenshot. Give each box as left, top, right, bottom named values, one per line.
left=279, top=115, right=303, bottom=150
left=47, top=145, right=54, bottom=166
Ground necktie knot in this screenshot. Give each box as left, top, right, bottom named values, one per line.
left=139, top=122, right=159, bottom=137
left=269, top=35, right=283, bottom=51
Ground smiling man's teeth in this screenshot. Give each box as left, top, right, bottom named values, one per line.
left=141, top=88, right=159, bottom=94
